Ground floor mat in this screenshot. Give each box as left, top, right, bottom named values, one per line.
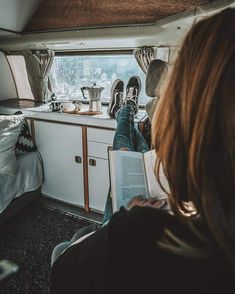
left=0, top=201, right=96, bottom=293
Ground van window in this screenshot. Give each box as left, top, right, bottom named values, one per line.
left=50, top=53, right=148, bottom=105
left=6, top=55, right=34, bottom=100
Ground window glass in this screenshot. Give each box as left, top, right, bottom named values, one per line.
left=6, top=55, right=34, bottom=100
left=50, top=54, right=148, bottom=105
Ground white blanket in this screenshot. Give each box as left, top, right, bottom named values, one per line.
left=0, top=151, right=43, bottom=213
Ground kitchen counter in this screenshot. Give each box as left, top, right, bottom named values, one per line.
left=0, top=99, right=147, bottom=129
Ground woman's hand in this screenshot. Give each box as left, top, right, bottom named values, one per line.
left=127, top=195, right=167, bottom=210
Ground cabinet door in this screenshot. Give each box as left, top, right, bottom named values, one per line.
left=88, top=156, right=110, bottom=212
left=34, top=121, right=84, bottom=207
left=87, top=128, right=114, bottom=212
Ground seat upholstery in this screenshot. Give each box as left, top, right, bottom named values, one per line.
left=145, top=59, right=168, bottom=97
left=145, top=59, right=168, bottom=121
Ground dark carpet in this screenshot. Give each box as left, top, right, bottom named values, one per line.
left=0, top=201, right=97, bottom=294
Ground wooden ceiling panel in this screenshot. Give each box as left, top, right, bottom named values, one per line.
left=24, top=0, right=211, bottom=32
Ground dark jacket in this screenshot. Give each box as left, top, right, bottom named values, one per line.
left=51, top=207, right=234, bottom=294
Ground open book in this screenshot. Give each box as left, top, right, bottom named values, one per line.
left=109, top=149, right=169, bottom=212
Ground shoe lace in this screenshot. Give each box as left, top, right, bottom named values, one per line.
left=126, top=87, right=138, bottom=101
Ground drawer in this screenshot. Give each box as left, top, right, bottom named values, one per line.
left=88, top=141, right=112, bottom=159
left=87, top=128, right=115, bottom=144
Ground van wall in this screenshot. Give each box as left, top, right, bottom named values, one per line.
left=0, top=52, right=18, bottom=100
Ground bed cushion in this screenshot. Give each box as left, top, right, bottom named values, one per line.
left=0, top=114, right=25, bottom=175
left=15, top=120, right=37, bottom=155
left=0, top=151, right=43, bottom=213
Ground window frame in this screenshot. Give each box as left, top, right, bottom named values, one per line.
left=52, top=50, right=146, bottom=108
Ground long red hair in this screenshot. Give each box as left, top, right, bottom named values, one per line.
left=152, top=8, right=235, bottom=266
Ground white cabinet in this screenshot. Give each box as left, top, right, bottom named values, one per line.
left=33, top=120, right=115, bottom=213
left=34, top=121, right=85, bottom=207
left=87, top=128, right=115, bottom=212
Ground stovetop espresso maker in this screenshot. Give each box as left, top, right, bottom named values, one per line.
left=81, top=83, right=104, bottom=112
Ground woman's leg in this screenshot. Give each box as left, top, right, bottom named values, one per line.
left=102, top=187, right=113, bottom=226
left=113, top=103, right=136, bottom=151
left=113, top=102, right=149, bottom=152
left=103, top=103, right=149, bottom=225
left=103, top=105, right=136, bottom=225
left=132, top=126, right=150, bottom=153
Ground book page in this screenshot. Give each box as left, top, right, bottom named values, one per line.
left=109, top=150, right=148, bottom=212
left=143, top=150, right=169, bottom=199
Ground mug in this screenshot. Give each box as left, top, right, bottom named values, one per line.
left=49, top=101, right=63, bottom=112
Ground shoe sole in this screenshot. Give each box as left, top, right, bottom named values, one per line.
left=109, top=92, right=119, bottom=117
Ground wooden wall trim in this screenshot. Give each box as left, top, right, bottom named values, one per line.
left=82, top=126, right=89, bottom=212
left=26, top=117, right=116, bottom=131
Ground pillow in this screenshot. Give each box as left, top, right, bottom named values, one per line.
left=0, top=114, right=25, bottom=175
left=15, top=119, right=37, bottom=155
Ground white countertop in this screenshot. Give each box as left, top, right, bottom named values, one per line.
left=0, top=103, right=147, bottom=129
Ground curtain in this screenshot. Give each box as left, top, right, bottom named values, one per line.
left=23, top=50, right=55, bottom=102
left=133, top=47, right=157, bottom=74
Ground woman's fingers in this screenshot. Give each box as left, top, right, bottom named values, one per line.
left=141, top=198, right=166, bottom=208
left=150, top=198, right=166, bottom=209
left=127, top=196, right=167, bottom=210
left=127, top=195, right=146, bottom=210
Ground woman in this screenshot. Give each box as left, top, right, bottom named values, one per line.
left=51, top=8, right=235, bottom=293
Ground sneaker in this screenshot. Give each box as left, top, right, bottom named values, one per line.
left=125, top=75, right=141, bottom=114
left=108, top=79, right=124, bottom=118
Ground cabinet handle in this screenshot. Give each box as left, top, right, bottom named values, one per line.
left=89, top=159, right=96, bottom=166
left=75, top=156, right=82, bottom=164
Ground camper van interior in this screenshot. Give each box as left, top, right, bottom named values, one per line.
left=0, top=0, right=234, bottom=293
